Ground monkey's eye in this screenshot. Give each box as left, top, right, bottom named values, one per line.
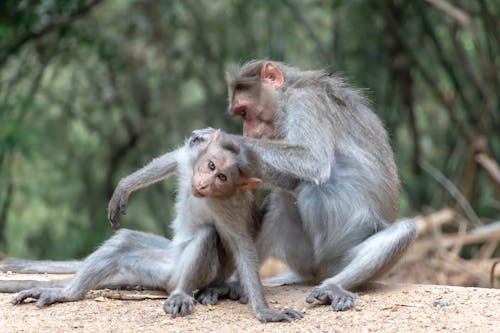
left=218, top=174, right=227, bottom=182
left=208, top=161, right=215, bottom=171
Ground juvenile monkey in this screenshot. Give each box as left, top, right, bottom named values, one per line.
left=5, top=130, right=302, bottom=323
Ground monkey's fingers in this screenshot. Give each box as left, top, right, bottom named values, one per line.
left=283, top=308, right=304, bottom=320
left=305, top=288, right=330, bottom=305
left=306, top=286, right=356, bottom=311
left=256, top=308, right=300, bottom=323
left=227, top=283, right=248, bottom=304
left=163, top=293, right=195, bottom=318
left=107, top=210, right=121, bottom=229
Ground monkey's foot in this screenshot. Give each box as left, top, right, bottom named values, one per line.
left=196, top=281, right=248, bottom=305
left=163, top=292, right=195, bottom=317
left=306, top=284, right=357, bottom=311
left=255, top=307, right=303, bottom=323
left=11, top=288, right=73, bottom=307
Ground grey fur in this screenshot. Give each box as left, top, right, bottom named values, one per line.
left=5, top=130, right=302, bottom=323
left=0, top=259, right=81, bottom=274
left=226, top=60, right=417, bottom=310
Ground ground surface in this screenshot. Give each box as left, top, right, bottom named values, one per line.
left=1, top=273, right=499, bottom=333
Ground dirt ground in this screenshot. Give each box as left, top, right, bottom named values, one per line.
left=1, top=272, right=499, bottom=333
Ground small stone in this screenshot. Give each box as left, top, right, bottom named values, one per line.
left=314, top=323, right=320, bottom=329
left=433, top=299, right=449, bottom=307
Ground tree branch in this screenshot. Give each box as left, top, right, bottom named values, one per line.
left=282, top=0, right=331, bottom=63
left=476, top=153, right=500, bottom=187
left=0, top=0, right=103, bottom=67
left=424, top=0, right=471, bottom=26
left=419, top=159, right=480, bottom=225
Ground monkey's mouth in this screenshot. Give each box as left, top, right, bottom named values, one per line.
left=191, top=188, right=205, bottom=198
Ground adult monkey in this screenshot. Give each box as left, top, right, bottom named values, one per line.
left=217, top=60, right=417, bottom=311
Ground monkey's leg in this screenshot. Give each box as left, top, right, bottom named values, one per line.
left=306, top=218, right=416, bottom=311
left=164, top=225, right=221, bottom=318
left=0, top=259, right=82, bottom=274
left=11, top=229, right=175, bottom=307
left=195, top=247, right=248, bottom=305
left=257, top=191, right=316, bottom=282
left=224, top=229, right=302, bottom=323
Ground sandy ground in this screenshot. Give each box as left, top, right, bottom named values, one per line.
left=0, top=273, right=499, bottom=333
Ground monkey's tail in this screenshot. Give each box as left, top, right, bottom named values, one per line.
left=0, top=258, right=82, bottom=274
left=0, top=278, right=70, bottom=293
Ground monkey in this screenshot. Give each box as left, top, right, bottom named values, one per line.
left=194, top=60, right=417, bottom=311
left=4, top=60, right=416, bottom=313
left=4, top=129, right=302, bottom=323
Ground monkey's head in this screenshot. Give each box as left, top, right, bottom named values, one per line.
left=191, top=130, right=262, bottom=198
left=226, top=61, right=287, bottom=139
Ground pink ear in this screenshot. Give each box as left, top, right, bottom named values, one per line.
left=209, top=129, right=222, bottom=143
left=260, top=62, right=284, bottom=88
left=238, top=177, right=263, bottom=191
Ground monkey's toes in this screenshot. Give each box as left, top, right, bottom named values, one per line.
left=331, top=293, right=356, bottom=311
left=35, top=290, right=69, bottom=307
left=196, top=287, right=221, bottom=305
left=227, top=282, right=248, bottom=304
left=283, top=308, right=304, bottom=320
left=196, top=282, right=248, bottom=305
left=11, top=289, right=40, bottom=305
left=306, top=284, right=357, bottom=311
left=256, top=308, right=301, bottom=323
left=163, top=293, right=195, bottom=318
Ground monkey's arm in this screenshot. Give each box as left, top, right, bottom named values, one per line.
left=246, top=138, right=330, bottom=183
left=108, top=148, right=181, bottom=228
left=232, top=91, right=335, bottom=185
left=108, top=128, right=217, bottom=228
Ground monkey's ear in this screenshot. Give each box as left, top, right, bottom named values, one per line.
left=238, top=177, right=262, bottom=191
left=209, top=129, right=222, bottom=143
left=260, top=62, right=284, bottom=88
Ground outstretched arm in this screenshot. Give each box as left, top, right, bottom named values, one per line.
left=108, top=128, right=216, bottom=228
left=108, top=149, right=180, bottom=228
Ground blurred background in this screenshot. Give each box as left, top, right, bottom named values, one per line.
left=0, top=0, right=498, bottom=287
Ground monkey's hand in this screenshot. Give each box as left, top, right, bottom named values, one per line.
left=107, top=184, right=129, bottom=229
left=306, top=283, right=357, bottom=311
left=189, top=127, right=217, bottom=147
left=196, top=281, right=248, bottom=305
left=255, top=307, right=304, bottom=323
left=163, top=291, right=195, bottom=318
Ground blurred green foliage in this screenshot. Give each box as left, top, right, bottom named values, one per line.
left=0, top=0, right=498, bottom=259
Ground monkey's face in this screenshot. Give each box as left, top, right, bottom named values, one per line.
left=228, top=62, right=284, bottom=139
left=191, top=149, right=240, bottom=199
